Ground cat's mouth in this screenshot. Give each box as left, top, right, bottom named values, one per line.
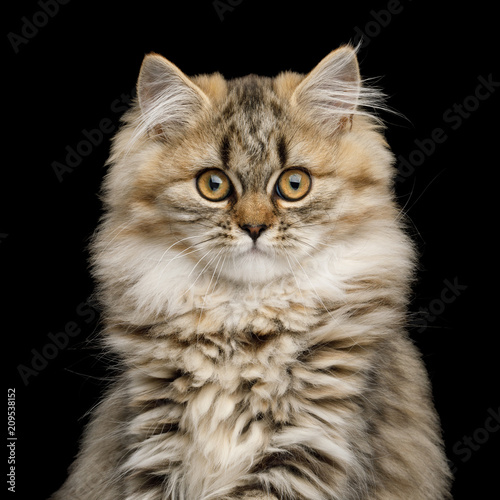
left=229, top=240, right=276, bottom=267
left=238, top=239, right=271, bottom=257
left=248, top=244, right=265, bottom=254
left=236, top=246, right=267, bottom=260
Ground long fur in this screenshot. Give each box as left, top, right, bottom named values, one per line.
left=51, top=46, right=452, bottom=500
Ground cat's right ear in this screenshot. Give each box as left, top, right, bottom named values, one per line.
left=137, top=53, right=210, bottom=139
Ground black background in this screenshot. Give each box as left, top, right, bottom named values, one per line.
left=4, top=1, right=498, bottom=498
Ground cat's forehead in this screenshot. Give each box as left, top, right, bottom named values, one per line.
left=212, top=75, right=289, bottom=190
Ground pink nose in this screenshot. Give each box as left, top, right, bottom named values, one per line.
left=240, top=224, right=268, bottom=242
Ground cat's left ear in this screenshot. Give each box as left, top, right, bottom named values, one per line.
left=137, top=53, right=210, bottom=139
left=292, top=45, right=361, bottom=133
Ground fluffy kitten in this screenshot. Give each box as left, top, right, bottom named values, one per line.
left=51, top=46, right=452, bottom=499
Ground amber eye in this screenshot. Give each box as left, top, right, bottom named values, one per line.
left=196, top=169, right=232, bottom=201
left=275, top=169, right=311, bottom=201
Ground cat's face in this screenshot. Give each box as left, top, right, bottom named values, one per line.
left=138, top=75, right=349, bottom=285
left=100, top=47, right=395, bottom=292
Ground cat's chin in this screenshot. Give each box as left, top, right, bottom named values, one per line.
left=223, top=247, right=289, bottom=284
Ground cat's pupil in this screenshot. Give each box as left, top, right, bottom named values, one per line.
left=289, top=173, right=302, bottom=190
left=209, top=175, right=222, bottom=191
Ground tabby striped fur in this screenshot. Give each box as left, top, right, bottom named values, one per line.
left=51, top=46, right=452, bottom=499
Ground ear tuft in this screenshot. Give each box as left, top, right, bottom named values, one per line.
left=136, top=53, right=209, bottom=139
left=292, top=45, right=382, bottom=133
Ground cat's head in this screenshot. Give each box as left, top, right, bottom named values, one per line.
left=95, top=46, right=410, bottom=316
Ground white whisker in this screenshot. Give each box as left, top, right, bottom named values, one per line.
left=196, top=248, right=225, bottom=330
left=155, top=245, right=200, bottom=283
left=211, top=252, right=227, bottom=294
left=282, top=247, right=306, bottom=306
left=183, top=246, right=224, bottom=298
left=154, top=235, right=202, bottom=266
